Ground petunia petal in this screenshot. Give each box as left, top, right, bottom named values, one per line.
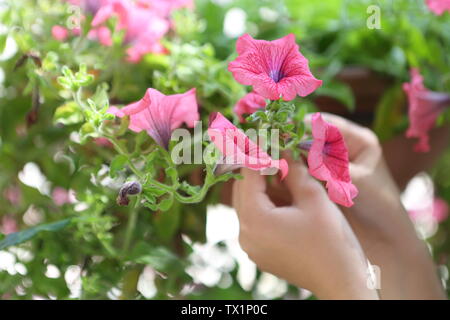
left=326, top=180, right=359, bottom=208
left=91, top=0, right=170, bottom=62
left=208, top=112, right=288, bottom=179
left=107, top=88, right=199, bottom=149
left=307, top=113, right=357, bottom=207
left=426, top=0, right=450, bottom=15
left=229, top=33, right=322, bottom=101
left=403, top=69, right=449, bottom=153
left=234, top=92, right=267, bottom=122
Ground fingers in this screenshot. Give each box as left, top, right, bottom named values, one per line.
left=233, top=168, right=275, bottom=220
left=231, top=179, right=240, bottom=210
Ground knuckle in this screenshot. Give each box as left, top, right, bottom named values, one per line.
left=301, top=180, right=326, bottom=199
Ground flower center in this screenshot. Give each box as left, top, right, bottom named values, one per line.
left=269, top=69, right=284, bottom=83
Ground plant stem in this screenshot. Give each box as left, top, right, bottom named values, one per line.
left=172, top=172, right=214, bottom=203
left=146, top=177, right=174, bottom=193
left=122, top=195, right=141, bottom=255
left=104, top=134, right=144, bottom=178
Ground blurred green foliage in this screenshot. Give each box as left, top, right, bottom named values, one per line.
left=0, top=0, right=449, bottom=299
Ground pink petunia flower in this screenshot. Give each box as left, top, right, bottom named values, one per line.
left=92, top=0, right=170, bottom=62
left=52, top=187, right=76, bottom=206
left=3, top=186, right=21, bottom=206
left=0, top=215, right=18, bottom=235
left=88, top=26, right=113, bottom=46
left=208, top=112, right=288, bottom=179
left=228, top=33, right=322, bottom=101
left=426, top=0, right=450, bottom=15
left=66, top=0, right=110, bottom=15
left=306, top=113, right=358, bottom=207
left=403, top=68, right=450, bottom=153
left=108, top=88, right=199, bottom=149
left=137, top=0, right=194, bottom=17
left=52, top=25, right=69, bottom=42
left=234, top=92, right=267, bottom=123
left=408, top=198, right=449, bottom=224
left=94, top=137, right=113, bottom=147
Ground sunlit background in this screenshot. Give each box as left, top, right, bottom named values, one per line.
left=1, top=0, right=449, bottom=299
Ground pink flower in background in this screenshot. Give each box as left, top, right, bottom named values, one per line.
left=94, top=137, right=113, bottom=147
left=88, top=26, right=113, bottom=46
left=52, top=187, right=76, bottom=206
left=234, top=92, right=267, bottom=123
left=408, top=198, right=449, bottom=224
left=307, top=113, right=358, bottom=207
left=3, top=186, right=21, bottom=206
left=52, top=25, right=69, bottom=42
left=433, top=198, right=449, bottom=222
left=66, top=0, right=109, bottom=15
left=0, top=216, right=18, bottom=235
left=108, top=88, right=199, bottom=149
left=92, top=0, right=170, bottom=62
left=228, top=34, right=322, bottom=101
left=65, top=1, right=111, bottom=44
left=208, top=112, right=288, bottom=179
left=137, top=0, right=194, bottom=17
left=426, top=0, right=450, bottom=15
left=403, top=69, right=450, bottom=153
left=60, top=0, right=190, bottom=62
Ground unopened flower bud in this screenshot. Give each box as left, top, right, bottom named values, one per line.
left=117, top=181, right=142, bottom=206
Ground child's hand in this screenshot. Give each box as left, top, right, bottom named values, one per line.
left=232, top=157, right=379, bottom=300
left=313, top=113, right=445, bottom=299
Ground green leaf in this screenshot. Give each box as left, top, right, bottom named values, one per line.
left=0, top=219, right=71, bottom=250
left=154, top=200, right=180, bottom=241
left=79, top=122, right=99, bottom=143
left=295, top=103, right=309, bottom=122
left=143, top=193, right=156, bottom=204
left=53, top=102, right=84, bottom=125
left=296, top=121, right=306, bottom=140
left=110, top=154, right=128, bottom=178
left=281, top=123, right=295, bottom=132
left=275, top=111, right=288, bottom=123
left=159, top=196, right=174, bottom=212
left=165, top=167, right=178, bottom=184
left=143, top=202, right=158, bottom=211
left=56, top=76, right=74, bottom=90
left=373, top=83, right=406, bottom=141
left=0, top=33, right=8, bottom=54
left=316, top=81, right=355, bottom=112
left=92, top=83, right=110, bottom=111
left=128, top=242, right=183, bottom=272
left=42, top=51, right=59, bottom=71
left=61, top=66, right=74, bottom=78
left=144, top=185, right=167, bottom=197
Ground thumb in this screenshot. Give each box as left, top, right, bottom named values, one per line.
left=235, top=168, right=275, bottom=217
left=283, top=153, right=325, bottom=206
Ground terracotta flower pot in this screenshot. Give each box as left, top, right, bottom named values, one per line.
left=315, top=66, right=449, bottom=190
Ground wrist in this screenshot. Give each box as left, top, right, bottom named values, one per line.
left=312, top=264, right=380, bottom=300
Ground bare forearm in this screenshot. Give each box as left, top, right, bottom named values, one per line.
left=349, top=194, right=445, bottom=300
left=373, top=234, right=445, bottom=300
